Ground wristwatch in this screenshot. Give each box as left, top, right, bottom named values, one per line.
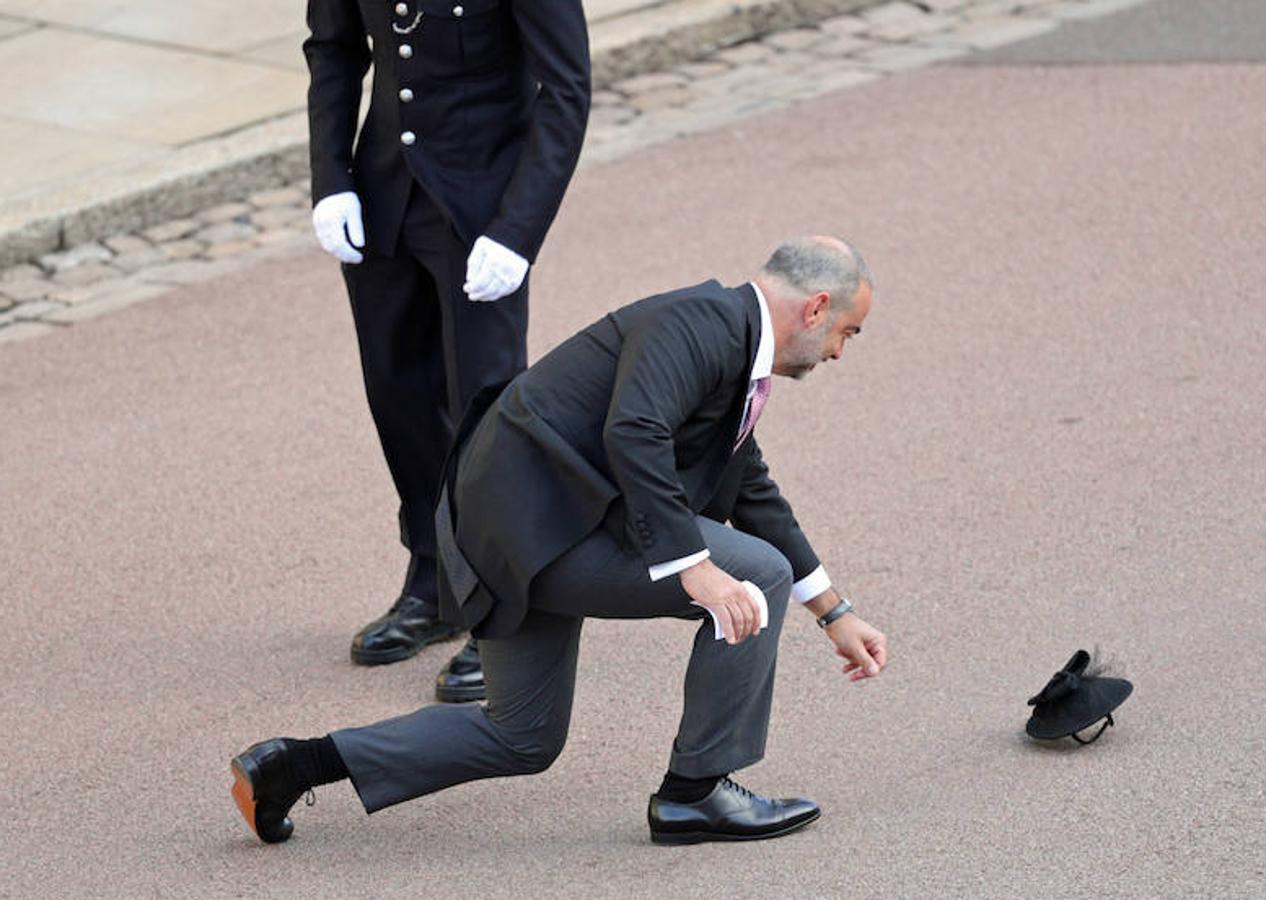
left=816, top=597, right=853, bottom=629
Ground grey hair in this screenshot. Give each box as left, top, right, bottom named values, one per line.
left=758, top=236, right=873, bottom=311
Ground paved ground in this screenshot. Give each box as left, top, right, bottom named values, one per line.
left=965, top=0, right=1266, bottom=63
left=2, top=0, right=1265, bottom=897
left=0, top=0, right=1141, bottom=339
left=0, top=0, right=665, bottom=203
left=1, top=0, right=888, bottom=264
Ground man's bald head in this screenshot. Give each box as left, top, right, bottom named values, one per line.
left=757, top=235, right=873, bottom=311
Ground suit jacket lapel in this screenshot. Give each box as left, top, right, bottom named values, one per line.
left=684, top=285, right=762, bottom=509
left=732, top=282, right=763, bottom=430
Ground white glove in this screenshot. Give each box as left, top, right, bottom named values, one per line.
left=463, top=235, right=529, bottom=301
left=312, top=191, right=365, bottom=264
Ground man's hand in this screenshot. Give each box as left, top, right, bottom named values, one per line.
left=826, top=613, right=887, bottom=681
left=679, top=559, right=763, bottom=645
left=464, top=235, right=529, bottom=301
left=312, top=192, right=365, bottom=264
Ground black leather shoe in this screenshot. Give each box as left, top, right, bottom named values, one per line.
left=350, top=594, right=462, bottom=666
left=647, top=777, right=820, bottom=845
left=230, top=739, right=308, bottom=844
left=435, top=637, right=486, bottom=703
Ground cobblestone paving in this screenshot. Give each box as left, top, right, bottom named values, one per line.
left=0, top=0, right=1151, bottom=344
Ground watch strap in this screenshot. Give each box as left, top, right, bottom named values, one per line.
left=816, top=597, right=853, bottom=629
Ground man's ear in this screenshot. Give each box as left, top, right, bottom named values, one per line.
left=804, top=291, right=831, bottom=327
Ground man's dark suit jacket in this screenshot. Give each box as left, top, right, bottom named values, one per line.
left=303, top=0, right=590, bottom=259
left=437, top=281, right=822, bottom=638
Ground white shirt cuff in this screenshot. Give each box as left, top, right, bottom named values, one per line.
left=791, top=565, right=831, bottom=604
left=648, top=549, right=711, bottom=582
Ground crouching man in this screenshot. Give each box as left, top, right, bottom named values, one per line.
left=230, top=236, right=889, bottom=845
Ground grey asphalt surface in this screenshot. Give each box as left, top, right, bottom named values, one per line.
left=965, top=0, right=1266, bottom=64
left=3, top=2, right=1265, bottom=898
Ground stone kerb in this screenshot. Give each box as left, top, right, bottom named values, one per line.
left=0, top=0, right=880, bottom=270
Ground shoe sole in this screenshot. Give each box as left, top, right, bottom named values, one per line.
left=349, top=625, right=463, bottom=666
left=229, top=755, right=260, bottom=839
left=435, top=682, right=487, bottom=703
left=650, top=808, right=821, bottom=845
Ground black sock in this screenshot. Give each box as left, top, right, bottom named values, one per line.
left=656, top=770, right=722, bottom=803
left=283, top=736, right=349, bottom=790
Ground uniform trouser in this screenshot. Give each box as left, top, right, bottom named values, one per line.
left=331, top=516, right=794, bottom=813
left=343, top=185, right=528, bottom=606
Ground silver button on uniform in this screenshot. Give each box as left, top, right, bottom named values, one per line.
left=399, top=44, right=413, bottom=59
left=453, top=5, right=464, bottom=17
left=399, top=88, right=414, bottom=103
left=395, top=3, right=408, bottom=14
left=401, top=131, right=416, bottom=146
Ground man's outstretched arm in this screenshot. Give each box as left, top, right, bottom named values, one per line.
left=730, top=439, right=888, bottom=679
left=803, top=588, right=888, bottom=681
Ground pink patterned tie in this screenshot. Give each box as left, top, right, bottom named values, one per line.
left=735, top=376, right=771, bottom=449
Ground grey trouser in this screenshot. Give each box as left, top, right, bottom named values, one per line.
left=331, top=517, right=793, bottom=813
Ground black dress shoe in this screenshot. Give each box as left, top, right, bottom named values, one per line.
left=230, top=739, right=308, bottom=844
left=647, top=777, right=820, bottom=845
left=350, top=594, right=462, bottom=666
left=435, top=637, right=486, bottom=703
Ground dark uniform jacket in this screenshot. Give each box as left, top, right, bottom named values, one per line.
left=303, top=0, right=590, bottom=259
left=436, top=281, right=822, bottom=638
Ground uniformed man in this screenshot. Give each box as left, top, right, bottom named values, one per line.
left=303, top=0, right=591, bottom=699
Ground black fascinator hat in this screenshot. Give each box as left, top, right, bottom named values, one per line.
left=1026, top=649, right=1133, bottom=744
